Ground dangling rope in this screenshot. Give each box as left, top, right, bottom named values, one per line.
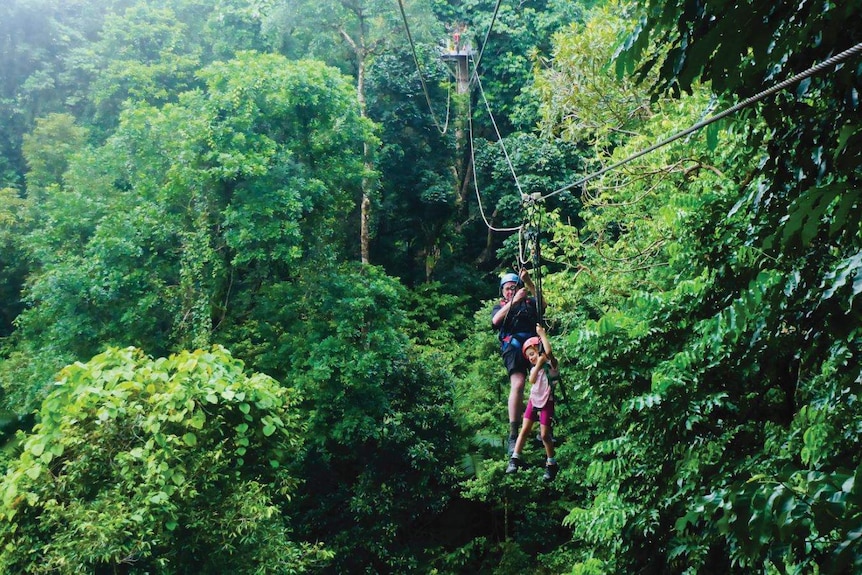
left=519, top=194, right=546, bottom=327
left=520, top=194, right=569, bottom=406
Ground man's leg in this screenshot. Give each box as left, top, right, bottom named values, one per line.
left=506, top=417, right=534, bottom=473
left=507, top=371, right=525, bottom=455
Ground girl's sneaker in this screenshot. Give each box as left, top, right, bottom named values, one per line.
left=543, top=462, right=559, bottom=482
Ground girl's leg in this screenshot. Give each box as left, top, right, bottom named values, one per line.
left=539, top=407, right=559, bottom=481
left=513, top=418, right=534, bottom=456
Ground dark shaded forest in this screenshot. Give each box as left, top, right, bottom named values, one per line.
left=1, top=0, right=861, bottom=573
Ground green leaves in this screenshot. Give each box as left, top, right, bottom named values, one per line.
left=527, top=0, right=862, bottom=571
left=536, top=2, right=646, bottom=145
left=0, top=345, right=322, bottom=574
left=677, top=465, right=862, bottom=572
left=771, top=182, right=843, bottom=250
left=822, top=250, right=862, bottom=309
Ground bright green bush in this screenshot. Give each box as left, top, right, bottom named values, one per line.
left=0, top=345, right=330, bottom=574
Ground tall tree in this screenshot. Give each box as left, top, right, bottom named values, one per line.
left=86, top=3, right=203, bottom=129
left=242, top=263, right=465, bottom=572
left=2, top=51, right=373, bottom=414
left=266, top=0, right=442, bottom=264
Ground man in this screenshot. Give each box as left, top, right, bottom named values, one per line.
left=491, top=268, right=544, bottom=455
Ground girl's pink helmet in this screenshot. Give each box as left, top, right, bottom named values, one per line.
left=522, top=336, right=542, bottom=359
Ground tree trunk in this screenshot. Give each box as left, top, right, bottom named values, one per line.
left=360, top=179, right=371, bottom=264
left=356, top=47, right=372, bottom=264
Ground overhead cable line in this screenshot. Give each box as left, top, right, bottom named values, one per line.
left=469, top=95, right=521, bottom=233
left=396, top=0, right=452, bottom=134
left=538, top=41, right=862, bottom=201
left=476, top=72, right=525, bottom=199
left=395, top=0, right=510, bottom=231
left=469, top=0, right=505, bottom=86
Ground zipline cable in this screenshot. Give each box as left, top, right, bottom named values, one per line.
left=468, top=63, right=535, bottom=235
left=538, top=41, right=862, bottom=201
left=396, top=0, right=451, bottom=135
left=524, top=204, right=545, bottom=326
left=469, top=94, right=522, bottom=233
left=476, top=72, right=526, bottom=199
left=396, top=0, right=511, bottom=231
left=513, top=43, right=862, bottom=369
left=469, top=0, right=505, bottom=86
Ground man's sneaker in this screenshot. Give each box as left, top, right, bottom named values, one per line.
left=543, top=462, right=559, bottom=482
left=506, top=457, right=524, bottom=474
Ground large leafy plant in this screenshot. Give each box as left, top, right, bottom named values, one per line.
left=0, top=345, right=329, bottom=574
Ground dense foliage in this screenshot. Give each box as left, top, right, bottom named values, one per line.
left=1, top=0, right=861, bottom=572
left=0, top=345, right=327, bottom=574
left=524, top=0, right=862, bottom=572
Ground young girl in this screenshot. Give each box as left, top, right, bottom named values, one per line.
left=505, top=323, right=560, bottom=481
